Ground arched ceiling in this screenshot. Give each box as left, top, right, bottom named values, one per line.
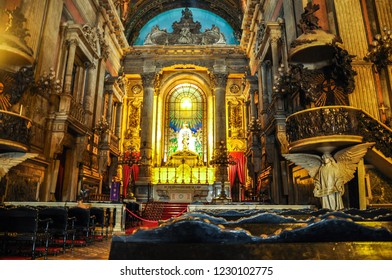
left=124, top=0, right=244, bottom=45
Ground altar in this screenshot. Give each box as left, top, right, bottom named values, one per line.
left=154, top=184, right=212, bottom=202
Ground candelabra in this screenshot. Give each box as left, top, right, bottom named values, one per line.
left=94, top=116, right=109, bottom=135
left=210, top=140, right=236, bottom=202
left=365, top=26, right=392, bottom=71
left=118, top=145, right=141, bottom=199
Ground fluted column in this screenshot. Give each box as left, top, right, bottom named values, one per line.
left=260, top=61, right=271, bottom=126
left=270, top=31, right=281, bottom=79
left=63, top=39, right=78, bottom=95
left=211, top=71, right=230, bottom=202
left=106, top=90, right=113, bottom=126
left=84, top=62, right=96, bottom=127
left=213, top=72, right=228, bottom=146
left=138, top=72, right=155, bottom=180
left=115, top=102, right=122, bottom=137
left=248, top=76, right=258, bottom=120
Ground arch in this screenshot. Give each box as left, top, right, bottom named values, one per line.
left=133, top=8, right=239, bottom=46
left=124, top=1, right=243, bottom=45
left=154, top=69, right=214, bottom=166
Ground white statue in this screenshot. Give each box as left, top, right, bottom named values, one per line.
left=177, top=123, right=195, bottom=152
left=283, top=142, right=375, bottom=210
left=0, top=152, right=38, bottom=179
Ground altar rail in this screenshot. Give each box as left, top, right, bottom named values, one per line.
left=152, top=167, right=215, bottom=184
left=4, top=201, right=125, bottom=232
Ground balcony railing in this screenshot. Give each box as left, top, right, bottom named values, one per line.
left=286, top=106, right=392, bottom=157
left=69, top=98, right=86, bottom=125
left=0, top=110, right=32, bottom=151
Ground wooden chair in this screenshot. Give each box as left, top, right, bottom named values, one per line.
left=39, top=207, right=76, bottom=253
left=2, top=206, right=51, bottom=259
left=90, top=207, right=109, bottom=240
left=68, top=207, right=95, bottom=246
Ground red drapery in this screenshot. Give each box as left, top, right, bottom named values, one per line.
left=122, top=152, right=140, bottom=197
left=229, top=152, right=246, bottom=200
left=228, top=152, right=246, bottom=185
left=123, top=165, right=131, bottom=197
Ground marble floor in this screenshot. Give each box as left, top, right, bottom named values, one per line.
left=38, top=236, right=113, bottom=260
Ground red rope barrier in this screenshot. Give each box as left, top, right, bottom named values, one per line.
left=125, top=207, right=188, bottom=223
left=125, top=208, right=159, bottom=225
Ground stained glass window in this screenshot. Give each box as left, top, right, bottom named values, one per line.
left=165, top=83, right=205, bottom=159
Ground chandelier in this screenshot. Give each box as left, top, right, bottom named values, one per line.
left=365, top=26, right=392, bottom=71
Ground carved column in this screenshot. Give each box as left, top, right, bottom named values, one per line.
left=84, top=62, right=96, bottom=127
left=115, top=102, right=122, bottom=137
left=106, top=90, right=114, bottom=126
left=270, top=30, right=281, bottom=79
left=213, top=72, right=228, bottom=146
left=248, top=76, right=258, bottom=120
left=63, top=39, right=78, bottom=95
left=260, top=61, right=271, bottom=126
left=212, top=71, right=230, bottom=200
left=138, top=72, right=155, bottom=180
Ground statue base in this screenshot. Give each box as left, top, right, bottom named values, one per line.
left=212, top=197, right=232, bottom=204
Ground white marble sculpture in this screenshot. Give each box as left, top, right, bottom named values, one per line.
left=0, top=152, right=38, bottom=179
left=283, top=142, right=375, bottom=210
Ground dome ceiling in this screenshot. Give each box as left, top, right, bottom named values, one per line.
left=124, top=0, right=244, bottom=45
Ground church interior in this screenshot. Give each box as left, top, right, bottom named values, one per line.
left=0, top=0, right=392, bottom=260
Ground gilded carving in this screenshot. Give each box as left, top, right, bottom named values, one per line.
left=228, top=99, right=244, bottom=138
left=131, top=84, right=142, bottom=95
left=126, top=98, right=142, bottom=138
left=4, top=6, right=30, bottom=44
left=229, top=84, right=240, bottom=94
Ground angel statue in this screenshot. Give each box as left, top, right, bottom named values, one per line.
left=0, top=152, right=38, bottom=179
left=283, top=142, right=375, bottom=210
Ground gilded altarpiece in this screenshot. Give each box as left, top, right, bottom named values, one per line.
left=227, top=80, right=246, bottom=152
left=123, top=81, right=143, bottom=150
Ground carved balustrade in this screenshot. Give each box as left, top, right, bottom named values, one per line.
left=0, top=110, right=32, bottom=151
left=286, top=106, right=392, bottom=157
left=69, top=98, right=86, bottom=125
left=152, top=166, right=215, bottom=185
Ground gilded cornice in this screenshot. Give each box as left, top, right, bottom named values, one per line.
left=123, top=45, right=246, bottom=57
left=98, top=0, right=128, bottom=49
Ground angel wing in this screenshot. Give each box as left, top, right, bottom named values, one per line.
left=282, top=153, right=323, bottom=178
left=333, top=142, right=375, bottom=184
left=0, top=152, right=38, bottom=179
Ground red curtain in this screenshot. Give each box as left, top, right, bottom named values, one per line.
left=229, top=152, right=246, bottom=186
left=131, top=164, right=139, bottom=182
left=122, top=152, right=140, bottom=197
left=123, top=165, right=131, bottom=197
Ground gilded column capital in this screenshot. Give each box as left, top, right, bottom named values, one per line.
left=141, top=72, right=156, bottom=88
left=211, top=72, right=228, bottom=89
